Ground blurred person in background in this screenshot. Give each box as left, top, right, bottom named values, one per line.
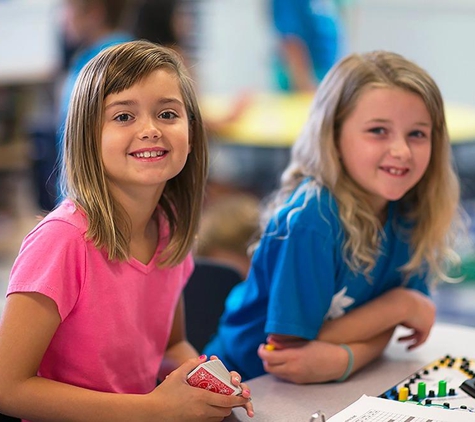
left=271, top=0, right=348, bottom=92
left=55, top=0, right=133, bottom=200
left=131, top=0, right=190, bottom=58
left=195, top=193, right=261, bottom=279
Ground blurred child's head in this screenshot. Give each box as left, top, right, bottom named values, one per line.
left=196, top=194, right=260, bottom=278
left=62, top=0, right=130, bottom=46
left=132, top=0, right=184, bottom=48
left=62, top=40, right=207, bottom=265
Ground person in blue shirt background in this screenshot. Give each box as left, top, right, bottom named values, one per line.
left=204, top=50, right=466, bottom=383
left=56, top=0, right=133, bottom=201
left=271, top=0, right=347, bottom=92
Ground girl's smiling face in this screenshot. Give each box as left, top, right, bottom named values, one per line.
left=101, top=68, right=190, bottom=199
left=338, top=87, right=432, bottom=216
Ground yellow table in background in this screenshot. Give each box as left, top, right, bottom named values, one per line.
left=202, top=93, right=314, bottom=147
left=202, top=93, right=475, bottom=146
left=446, top=104, right=475, bottom=144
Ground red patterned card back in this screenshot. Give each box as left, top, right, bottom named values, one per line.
left=187, top=367, right=235, bottom=395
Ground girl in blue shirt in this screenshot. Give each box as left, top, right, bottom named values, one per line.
left=204, top=51, right=465, bottom=383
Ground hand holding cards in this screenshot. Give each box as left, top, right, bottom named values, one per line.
left=187, top=358, right=243, bottom=396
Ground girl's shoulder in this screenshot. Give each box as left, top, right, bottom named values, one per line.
left=15, top=201, right=90, bottom=268
left=30, top=200, right=88, bottom=239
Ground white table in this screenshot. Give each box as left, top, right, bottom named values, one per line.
left=226, top=322, right=475, bottom=421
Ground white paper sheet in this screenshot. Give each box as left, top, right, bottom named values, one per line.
left=327, top=395, right=474, bottom=422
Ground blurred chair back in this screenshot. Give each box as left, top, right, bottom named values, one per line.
left=184, top=258, right=242, bottom=353
left=0, top=414, right=20, bottom=421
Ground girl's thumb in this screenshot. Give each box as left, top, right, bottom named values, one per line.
left=180, top=354, right=207, bottom=376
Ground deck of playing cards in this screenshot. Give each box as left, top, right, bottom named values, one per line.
left=186, top=359, right=242, bottom=396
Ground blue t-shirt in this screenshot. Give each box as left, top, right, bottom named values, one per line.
left=272, top=0, right=345, bottom=88
left=204, top=180, right=428, bottom=380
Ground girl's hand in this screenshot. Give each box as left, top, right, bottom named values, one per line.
left=257, top=340, right=347, bottom=384
left=150, top=356, right=253, bottom=421
left=228, top=369, right=254, bottom=418
left=209, top=354, right=254, bottom=418
left=397, top=290, right=436, bottom=350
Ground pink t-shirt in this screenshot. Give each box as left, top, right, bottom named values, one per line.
left=7, top=200, right=194, bottom=394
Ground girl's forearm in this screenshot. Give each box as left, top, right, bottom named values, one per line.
left=348, top=328, right=395, bottom=376
left=1, top=376, right=154, bottom=422
left=314, top=330, right=394, bottom=382
left=318, top=288, right=414, bottom=344
left=159, top=340, right=198, bottom=380
left=158, top=296, right=198, bottom=379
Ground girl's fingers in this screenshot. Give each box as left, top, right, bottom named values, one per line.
left=261, top=353, right=287, bottom=374
left=206, top=391, right=250, bottom=409
left=258, top=344, right=287, bottom=365
left=242, top=398, right=255, bottom=417
left=173, top=354, right=207, bottom=380
left=229, top=370, right=241, bottom=387
left=398, top=333, right=416, bottom=342
left=239, top=382, right=251, bottom=398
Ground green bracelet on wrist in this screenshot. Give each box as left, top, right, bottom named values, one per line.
left=335, top=344, right=354, bottom=382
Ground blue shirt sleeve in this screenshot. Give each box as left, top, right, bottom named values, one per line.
left=272, top=0, right=301, bottom=36
left=263, top=222, right=336, bottom=340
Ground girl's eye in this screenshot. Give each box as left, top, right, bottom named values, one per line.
left=368, top=127, right=386, bottom=135
left=409, top=130, right=427, bottom=139
left=159, top=111, right=178, bottom=120
left=114, top=113, right=132, bottom=122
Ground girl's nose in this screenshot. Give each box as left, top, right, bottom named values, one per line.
left=139, top=120, right=161, bottom=140
left=389, top=137, right=411, bottom=160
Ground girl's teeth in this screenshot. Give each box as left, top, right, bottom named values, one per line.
left=135, top=151, right=163, bottom=158
left=388, top=168, right=403, bottom=175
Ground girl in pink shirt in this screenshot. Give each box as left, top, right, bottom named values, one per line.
left=0, top=40, right=253, bottom=421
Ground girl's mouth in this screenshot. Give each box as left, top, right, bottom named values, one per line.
left=130, top=150, right=167, bottom=158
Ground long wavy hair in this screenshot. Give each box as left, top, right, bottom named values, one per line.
left=60, top=40, right=208, bottom=267
left=263, top=51, right=463, bottom=282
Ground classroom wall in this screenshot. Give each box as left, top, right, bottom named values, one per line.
left=352, top=0, right=475, bottom=107
left=0, top=0, right=61, bottom=84
left=0, top=0, right=474, bottom=107
left=197, top=0, right=275, bottom=95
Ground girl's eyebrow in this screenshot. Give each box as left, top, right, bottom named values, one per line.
left=159, top=97, right=184, bottom=106
left=364, top=118, right=391, bottom=125
left=413, top=121, right=432, bottom=127
left=104, top=97, right=184, bottom=110
left=364, top=118, right=431, bottom=127
left=105, top=100, right=137, bottom=110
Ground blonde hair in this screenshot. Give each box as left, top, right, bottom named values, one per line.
left=264, top=51, right=463, bottom=282
left=61, top=40, right=208, bottom=267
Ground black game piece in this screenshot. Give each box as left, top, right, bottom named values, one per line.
left=460, top=378, right=475, bottom=398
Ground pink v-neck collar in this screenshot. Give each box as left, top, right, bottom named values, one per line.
left=127, top=209, right=169, bottom=274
